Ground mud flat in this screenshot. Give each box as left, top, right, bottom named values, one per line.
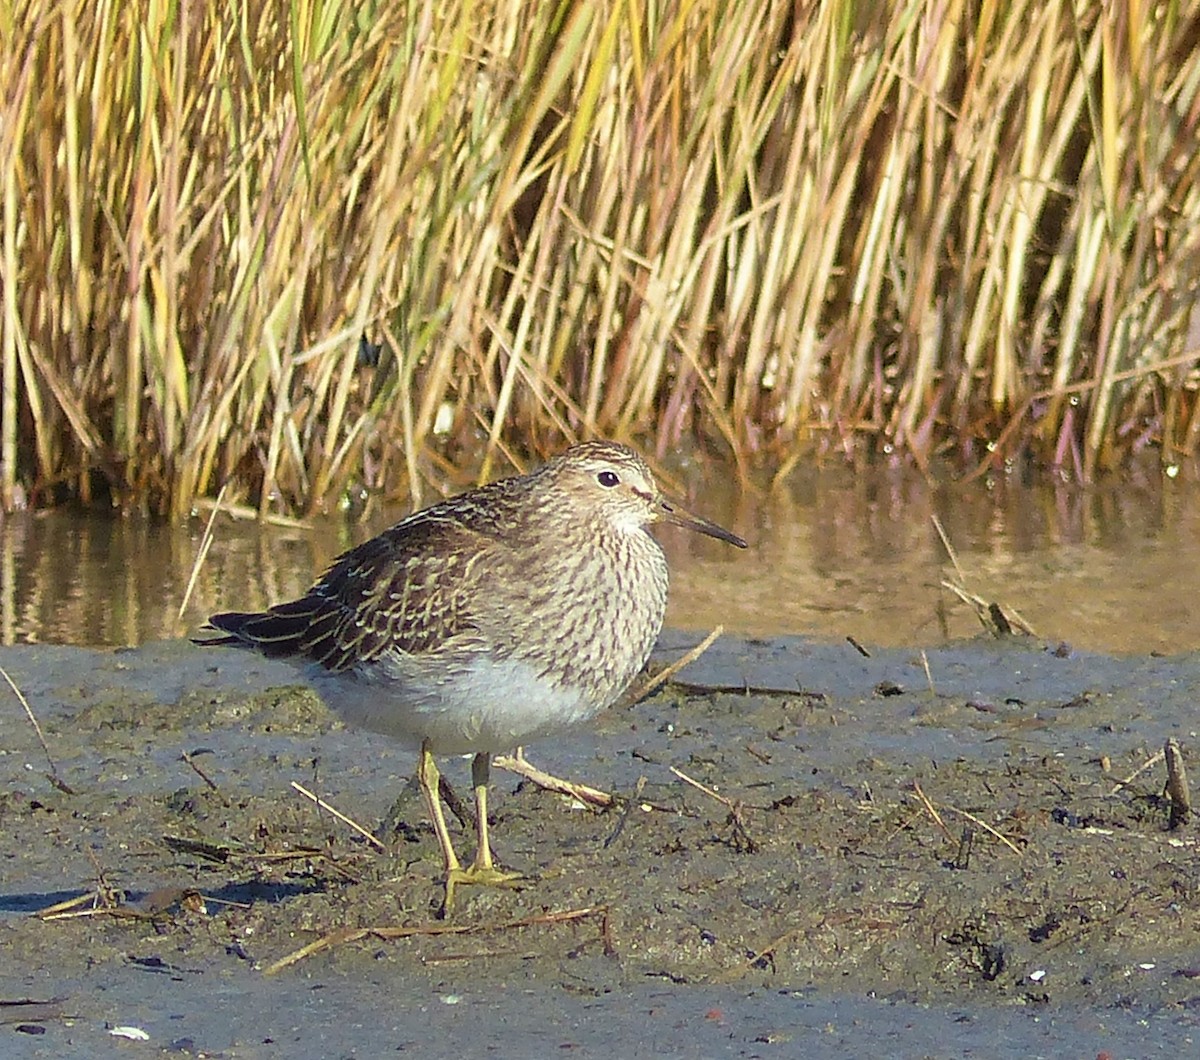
left=1, top=634, right=1198, bottom=1057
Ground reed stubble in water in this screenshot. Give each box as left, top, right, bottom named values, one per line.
left=198, top=441, right=746, bottom=908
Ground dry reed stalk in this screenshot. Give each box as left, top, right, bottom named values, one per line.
left=3, top=0, right=1199, bottom=515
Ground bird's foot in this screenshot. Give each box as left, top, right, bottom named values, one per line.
left=440, top=863, right=523, bottom=916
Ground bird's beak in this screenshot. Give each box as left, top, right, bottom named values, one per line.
left=657, top=496, right=747, bottom=548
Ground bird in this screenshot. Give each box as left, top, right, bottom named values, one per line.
left=197, top=440, right=746, bottom=909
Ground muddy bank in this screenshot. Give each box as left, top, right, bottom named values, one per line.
left=2, top=635, right=1199, bottom=1056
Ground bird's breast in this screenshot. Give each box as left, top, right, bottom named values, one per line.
left=495, top=533, right=670, bottom=710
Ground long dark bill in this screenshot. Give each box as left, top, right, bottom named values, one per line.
left=658, top=497, right=747, bottom=549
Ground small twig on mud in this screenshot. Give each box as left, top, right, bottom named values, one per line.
left=951, top=826, right=974, bottom=869
left=1165, top=738, right=1191, bottom=829
left=36, top=892, right=124, bottom=921
left=909, top=783, right=1021, bottom=855
left=671, top=766, right=758, bottom=853
left=624, top=625, right=724, bottom=705
left=38, top=885, right=221, bottom=922
left=671, top=766, right=727, bottom=805
left=437, top=774, right=474, bottom=828
left=38, top=850, right=125, bottom=920
left=494, top=747, right=614, bottom=808
left=180, top=749, right=230, bottom=805
left=84, top=848, right=121, bottom=905
left=162, top=834, right=234, bottom=862
left=39, top=902, right=154, bottom=923
left=602, top=776, right=647, bottom=849
left=163, top=833, right=360, bottom=883
left=2, top=665, right=73, bottom=794
left=846, top=635, right=871, bottom=658
left=919, top=650, right=936, bottom=696
left=245, top=848, right=364, bottom=884
left=291, top=781, right=386, bottom=851
left=735, top=928, right=806, bottom=977
left=178, top=482, right=226, bottom=622
left=939, top=579, right=1037, bottom=638
left=421, top=948, right=544, bottom=965
left=265, top=905, right=612, bottom=974
left=883, top=804, right=929, bottom=845
left=939, top=803, right=1022, bottom=856
left=0, top=998, right=69, bottom=1024
left=910, top=781, right=955, bottom=843
left=1110, top=748, right=1166, bottom=795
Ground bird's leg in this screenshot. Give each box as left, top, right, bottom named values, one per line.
left=471, top=752, right=518, bottom=877
left=442, top=752, right=522, bottom=911
left=472, top=751, right=498, bottom=871
left=416, top=740, right=462, bottom=874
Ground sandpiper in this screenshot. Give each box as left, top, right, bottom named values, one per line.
left=198, top=440, right=745, bottom=907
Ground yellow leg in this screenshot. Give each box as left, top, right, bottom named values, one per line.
left=416, top=740, right=461, bottom=873
left=441, top=752, right=521, bottom=912
left=469, top=752, right=502, bottom=873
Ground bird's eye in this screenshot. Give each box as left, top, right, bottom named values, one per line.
left=597, top=470, right=620, bottom=488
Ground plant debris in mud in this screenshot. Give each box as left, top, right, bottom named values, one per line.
left=6, top=679, right=1198, bottom=1016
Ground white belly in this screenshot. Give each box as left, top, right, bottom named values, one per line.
left=306, top=654, right=605, bottom=755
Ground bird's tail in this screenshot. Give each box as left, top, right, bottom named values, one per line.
left=194, top=600, right=324, bottom=659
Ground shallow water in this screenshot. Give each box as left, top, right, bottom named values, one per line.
left=2, top=460, right=1198, bottom=653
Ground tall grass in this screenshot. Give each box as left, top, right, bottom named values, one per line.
left=2, top=0, right=1198, bottom=516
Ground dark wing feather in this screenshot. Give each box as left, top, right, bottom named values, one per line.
left=200, top=507, right=501, bottom=672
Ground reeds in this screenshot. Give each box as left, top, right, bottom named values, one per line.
left=3, top=0, right=1199, bottom=515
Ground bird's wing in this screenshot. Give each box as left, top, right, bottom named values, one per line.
left=203, top=510, right=500, bottom=672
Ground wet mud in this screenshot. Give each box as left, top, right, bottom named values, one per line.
left=2, top=635, right=1199, bottom=1056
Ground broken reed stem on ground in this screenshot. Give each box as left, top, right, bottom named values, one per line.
left=910, top=780, right=1022, bottom=856
left=291, top=781, right=386, bottom=851
left=180, top=750, right=231, bottom=806
left=601, top=776, right=648, bottom=850
left=671, top=766, right=759, bottom=853
left=910, top=780, right=955, bottom=844
left=939, top=803, right=1023, bottom=856
left=1113, top=740, right=1191, bottom=829
left=671, top=766, right=731, bottom=806
left=265, top=905, right=613, bottom=975
left=493, top=748, right=615, bottom=808
left=1164, top=738, right=1191, bottom=828
left=623, top=625, right=724, bottom=704
left=919, top=650, right=935, bottom=696
left=2, top=664, right=71, bottom=792
left=37, top=887, right=221, bottom=922
left=1111, top=748, right=1166, bottom=795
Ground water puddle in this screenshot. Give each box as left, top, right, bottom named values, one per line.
left=1, top=460, right=1196, bottom=653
